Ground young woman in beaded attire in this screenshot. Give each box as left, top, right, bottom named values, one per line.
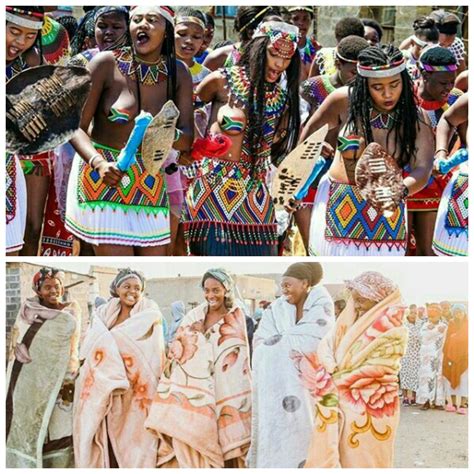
left=406, top=46, right=463, bottom=256
left=302, top=45, right=434, bottom=256
left=5, top=6, right=44, bottom=255
left=182, top=21, right=301, bottom=256
left=66, top=5, right=193, bottom=256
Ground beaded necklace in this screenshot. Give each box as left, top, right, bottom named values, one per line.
left=221, top=66, right=288, bottom=182
left=114, top=47, right=167, bottom=86
left=6, top=56, right=28, bottom=82
left=369, top=107, right=398, bottom=130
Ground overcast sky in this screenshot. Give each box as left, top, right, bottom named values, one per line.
left=19, top=259, right=468, bottom=306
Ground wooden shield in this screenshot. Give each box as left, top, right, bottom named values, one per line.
left=355, top=142, right=405, bottom=217
left=6, top=65, right=91, bottom=154
left=141, top=100, right=180, bottom=175
left=271, top=124, right=329, bottom=210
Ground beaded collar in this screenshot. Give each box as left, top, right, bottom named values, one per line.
left=114, top=47, right=167, bottom=86
left=369, top=107, right=399, bottom=130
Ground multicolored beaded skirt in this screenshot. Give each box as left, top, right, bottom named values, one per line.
left=433, top=170, right=468, bottom=256
left=66, top=142, right=170, bottom=247
left=181, top=158, right=278, bottom=256
left=309, top=174, right=407, bottom=256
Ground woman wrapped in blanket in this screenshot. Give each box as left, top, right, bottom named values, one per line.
left=302, top=45, right=434, bottom=256
left=146, top=269, right=252, bottom=467
left=6, top=268, right=81, bottom=467
left=247, top=262, right=335, bottom=468
left=66, top=5, right=193, bottom=256
left=182, top=20, right=301, bottom=255
left=304, top=272, right=407, bottom=468
left=73, top=268, right=166, bottom=467
left=5, top=6, right=44, bottom=255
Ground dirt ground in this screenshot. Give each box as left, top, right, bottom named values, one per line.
left=394, top=405, right=468, bottom=468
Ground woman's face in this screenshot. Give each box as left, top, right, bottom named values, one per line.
left=95, top=12, right=127, bottom=51
left=130, top=8, right=167, bottom=58
left=438, top=32, right=455, bottom=48
left=203, top=277, right=226, bottom=312
left=199, top=25, right=214, bottom=53
left=37, top=277, right=63, bottom=308
left=364, top=26, right=380, bottom=46
left=352, top=290, right=377, bottom=315
left=265, top=44, right=292, bottom=83
left=367, top=73, right=403, bottom=112
left=6, top=20, right=40, bottom=62
left=281, top=276, right=309, bottom=306
left=422, top=70, right=456, bottom=102
left=407, top=312, right=417, bottom=323
left=175, top=22, right=204, bottom=62
left=453, top=307, right=466, bottom=320
left=116, top=277, right=143, bottom=308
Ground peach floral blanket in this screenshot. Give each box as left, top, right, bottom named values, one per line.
left=73, top=298, right=165, bottom=468
left=304, top=290, right=407, bottom=468
left=145, top=302, right=252, bottom=467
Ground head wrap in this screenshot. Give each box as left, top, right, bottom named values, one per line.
left=129, top=5, right=174, bottom=25
left=452, top=303, right=467, bottom=314
left=110, top=268, right=146, bottom=297
left=252, top=21, right=299, bottom=59
left=344, top=271, right=397, bottom=303
left=283, top=262, right=323, bottom=286
left=201, top=268, right=235, bottom=309
left=357, top=57, right=406, bottom=78
left=32, top=267, right=65, bottom=293
left=94, top=6, right=129, bottom=24
left=6, top=6, right=44, bottom=30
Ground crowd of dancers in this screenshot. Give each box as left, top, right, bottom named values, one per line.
left=6, top=6, right=469, bottom=256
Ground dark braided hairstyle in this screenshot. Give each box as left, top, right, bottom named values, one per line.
left=419, top=45, right=457, bottom=68
left=347, top=44, right=419, bottom=167
left=234, top=6, right=282, bottom=42
left=6, top=6, right=45, bottom=64
left=238, top=35, right=301, bottom=166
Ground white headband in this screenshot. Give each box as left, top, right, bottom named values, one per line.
left=6, top=11, right=43, bottom=30
left=357, top=61, right=406, bottom=78
left=129, top=6, right=174, bottom=26
left=411, top=35, right=429, bottom=48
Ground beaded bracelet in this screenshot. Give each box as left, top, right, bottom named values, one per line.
left=434, top=148, right=449, bottom=156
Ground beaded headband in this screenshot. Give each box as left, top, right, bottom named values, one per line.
left=288, top=7, right=314, bottom=15
left=253, top=21, right=299, bottom=59
left=357, top=58, right=406, bottom=78
left=175, top=15, right=205, bottom=31
left=418, top=46, right=458, bottom=72
left=336, top=50, right=358, bottom=64
left=130, top=5, right=174, bottom=25
left=6, top=9, right=43, bottom=30
left=238, top=6, right=273, bottom=34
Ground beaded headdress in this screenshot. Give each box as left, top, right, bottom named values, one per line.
left=6, top=6, right=44, bottom=30
left=129, top=5, right=174, bottom=25
left=32, top=267, right=65, bottom=293
left=175, top=15, right=205, bottom=31
left=357, top=57, right=406, bottom=78
left=253, top=21, right=299, bottom=59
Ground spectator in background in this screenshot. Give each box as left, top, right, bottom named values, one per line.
left=362, top=18, right=383, bottom=46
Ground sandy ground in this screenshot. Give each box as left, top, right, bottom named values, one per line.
left=394, top=405, right=468, bottom=468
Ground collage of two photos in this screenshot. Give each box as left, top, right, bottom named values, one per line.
left=4, top=2, right=470, bottom=470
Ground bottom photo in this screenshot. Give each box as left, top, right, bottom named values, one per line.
left=5, top=260, right=468, bottom=469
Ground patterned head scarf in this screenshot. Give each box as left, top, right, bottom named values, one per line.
left=201, top=268, right=235, bottom=309
left=32, top=267, right=65, bottom=293
left=110, top=268, right=146, bottom=297
left=452, top=303, right=467, bottom=315
left=344, top=271, right=397, bottom=303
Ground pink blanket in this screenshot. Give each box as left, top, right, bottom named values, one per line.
left=73, top=297, right=165, bottom=467
left=304, top=290, right=408, bottom=468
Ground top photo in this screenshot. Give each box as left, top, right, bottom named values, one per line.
left=5, top=5, right=469, bottom=257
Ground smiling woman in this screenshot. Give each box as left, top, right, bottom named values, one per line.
left=73, top=267, right=166, bottom=467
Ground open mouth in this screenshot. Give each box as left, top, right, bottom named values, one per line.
left=181, top=45, right=195, bottom=54
left=8, top=46, right=22, bottom=58
left=136, top=31, right=150, bottom=45
left=267, top=68, right=282, bottom=82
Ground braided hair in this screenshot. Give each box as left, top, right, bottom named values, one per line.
left=348, top=44, right=419, bottom=167
left=238, top=36, right=301, bottom=166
